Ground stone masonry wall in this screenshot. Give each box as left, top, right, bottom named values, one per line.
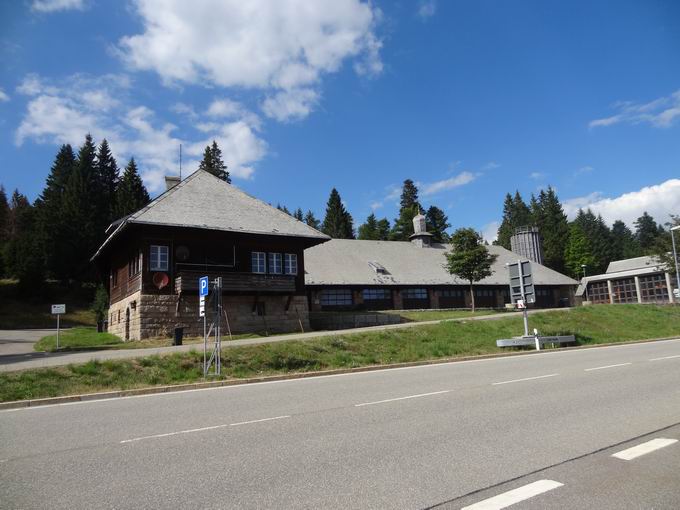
left=107, top=290, right=143, bottom=341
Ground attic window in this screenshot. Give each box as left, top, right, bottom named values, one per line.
left=368, top=261, right=387, bottom=274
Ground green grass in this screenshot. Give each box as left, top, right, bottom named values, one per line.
left=33, top=328, right=123, bottom=352
left=3, top=304, right=679, bottom=402
left=0, top=279, right=96, bottom=329
left=388, top=309, right=499, bottom=322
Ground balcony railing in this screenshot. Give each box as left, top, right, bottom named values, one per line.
left=175, top=269, right=296, bottom=294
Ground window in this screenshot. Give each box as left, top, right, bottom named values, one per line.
left=612, top=278, right=637, bottom=303
left=111, top=269, right=118, bottom=288
left=128, top=251, right=141, bottom=277
left=284, top=253, right=298, bottom=275
left=251, top=252, right=266, bottom=274
left=639, top=274, right=669, bottom=303
left=440, top=289, right=464, bottom=297
left=402, top=288, right=428, bottom=299
left=588, top=281, right=610, bottom=304
left=320, top=289, right=353, bottom=306
left=268, top=253, right=283, bottom=274
left=474, top=289, right=493, bottom=297
left=363, top=288, right=390, bottom=300
left=150, top=245, right=168, bottom=271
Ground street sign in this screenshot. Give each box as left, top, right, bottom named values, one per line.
left=674, top=288, right=680, bottom=299
left=199, top=276, right=209, bottom=297
left=199, top=296, right=205, bottom=317
left=51, top=304, right=66, bottom=315
left=508, top=260, right=535, bottom=305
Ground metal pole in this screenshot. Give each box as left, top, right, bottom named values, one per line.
left=203, top=313, right=207, bottom=376
left=518, top=259, right=529, bottom=337
left=56, top=314, right=60, bottom=350
left=582, top=265, right=589, bottom=302
left=671, top=227, right=680, bottom=303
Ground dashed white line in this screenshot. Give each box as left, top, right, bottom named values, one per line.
left=584, top=362, right=632, bottom=372
left=492, top=374, right=559, bottom=386
left=120, top=415, right=290, bottom=443
left=612, top=438, right=678, bottom=460
left=461, top=479, right=564, bottom=510
left=354, top=390, right=450, bottom=407
left=649, top=354, right=680, bottom=361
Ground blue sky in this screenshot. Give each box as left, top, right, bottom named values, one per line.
left=1, top=0, right=679, bottom=240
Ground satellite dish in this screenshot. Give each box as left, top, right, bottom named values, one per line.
left=152, top=272, right=169, bottom=290
left=176, top=245, right=190, bottom=262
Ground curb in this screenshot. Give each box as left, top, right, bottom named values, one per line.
left=1, top=335, right=678, bottom=411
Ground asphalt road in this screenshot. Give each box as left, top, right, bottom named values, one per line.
left=2, top=337, right=680, bottom=509
left=0, top=329, right=55, bottom=357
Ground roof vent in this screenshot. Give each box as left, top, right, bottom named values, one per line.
left=368, top=261, right=387, bottom=274
left=165, top=175, right=181, bottom=191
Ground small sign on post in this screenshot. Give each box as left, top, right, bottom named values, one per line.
left=51, top=304, right=66, bottom=350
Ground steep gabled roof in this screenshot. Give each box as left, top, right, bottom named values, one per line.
left=93, top=170, right=329, bottom=260
left=304, top=239, right=578, bottom=286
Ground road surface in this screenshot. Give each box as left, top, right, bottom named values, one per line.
left=2, top=337, right=680, bottom=509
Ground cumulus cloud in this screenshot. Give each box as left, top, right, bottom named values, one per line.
left=420, top=171, right=477, bottom=196
left=31, top=0, right=86, bottom=12
left=417, top=0, right=437, bottom=20
left=0, top=88, right=9, bottom=102
left=563, top=179, right=680, bottom=227
left=589, top=90, right=680, bottom=129
left=370, top=184, right=401, bottom=211
left=14, top=73, right=267, bottom=193
left=117, top=0, right=382, bottom=121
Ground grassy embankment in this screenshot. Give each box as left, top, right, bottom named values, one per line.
left=2, top=304, right=679, bottom=402
left=0, top=279, right=96, bottom=329
left=389, top=309, right=498, bottom=322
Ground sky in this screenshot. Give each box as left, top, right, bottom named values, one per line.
left=1, top=0, right=679, bottom=241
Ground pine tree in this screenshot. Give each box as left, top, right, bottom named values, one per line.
left=94, top=139, right=119, bottom=230
left=0, top=185, right=9, bottom=276
left=276, top=204, right=291, bottom=215
left=496, top=191, right=532, bottom=248
left=425, top=205, right=450, bottom=243
left=573, top=209, right=613, bottom=273
left=198, top=140, right=230, bottom=183
left=34, top=144, right=76, bottom=281
left=115, top=158, right=150, bottom=218
left=564, top=223, right=596, bottom=279
left=611, top=220, right=640, bottom=261
left=3, top=190, right=44, bottom=292
left=376, top=218, right=391, bottom=241
left=293, top=208, right=304, bottom=221
left=634, top=211, right=660, bottom=251
left=321, top=188, right=354, bottom=239
left=358, top=213, right=380, bottom=240
left=391, top=179, right=422, bottom=241
left=445, top=228, right=498, bottom=312
left=534, top=187, right=569, bottom=272
left=304, top=210, right=321, bottom=230
left=61, top=134, right=99, bottom=282
left=400, top=179, right=421, bottom=211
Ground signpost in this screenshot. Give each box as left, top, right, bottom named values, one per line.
left=508, top=260, right=535, bottom=338
left=51, top=304, right=66, bottom=350
left=200, top=276, right=222, bottom=376
left=199, top=276, right=209, bottom=374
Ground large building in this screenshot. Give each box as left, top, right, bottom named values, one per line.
left=577, top=256, right=678, bottom=304
left=305, top=213, right=577, bottom=311
left=92, top=171, right=329, bottom=340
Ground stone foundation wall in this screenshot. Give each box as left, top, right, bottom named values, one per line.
left=309, top=311, right=401, bottom=331
left=109, top=293, right=311, bottom=340
left=107, top=291, right=142, bottom=341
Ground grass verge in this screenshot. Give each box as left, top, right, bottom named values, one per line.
left=3, top=304, right=679, bottom=402
left=387, top=309, right=498, bottom=322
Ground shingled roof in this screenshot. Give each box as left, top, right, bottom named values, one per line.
left=93, top=170, right=329, bottom=259
left=304, top=239, right=577, bottom=286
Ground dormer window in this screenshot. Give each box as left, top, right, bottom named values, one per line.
left=368, top=261, right=387, bottom=274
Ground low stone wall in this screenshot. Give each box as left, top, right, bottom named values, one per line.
left=309, top=311, right=402, bottom=331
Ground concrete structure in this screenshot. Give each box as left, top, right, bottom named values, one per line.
left=92, top=171, right=329, bottom=340
left=305, top=217, right=577, bottom=311
left=510, top=226, right=544, bottom=264
left=576, top=255, right=677, bottom=304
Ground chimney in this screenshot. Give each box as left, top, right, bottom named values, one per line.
left=165, top=175, right=181, bottom=191
left=409, top=209, right=433, bottom=248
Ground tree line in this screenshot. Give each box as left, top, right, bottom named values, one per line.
left=495, top=188, right=678, bottom=278
left=0, top=135, right=233, bottom=293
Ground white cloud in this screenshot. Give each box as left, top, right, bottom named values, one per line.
left=575, top=165, right=594, bottom=175
left=31, top=0, right=86, bottom=12
left=206, top=99, right=243, bottom=118
left=483, top=161, right=500, bottom=170
left=530, top=172, right=545, bottom=180
left=417, top=0, right=437, bottom=20
left=481, top=221, right=499, bottom=243
left=14, top=73, right=267, bottom=193
left=563, top=179, right=680, bottom=226
left=589, top=90, right=680, bottom=129
left=117, top=0, right=382, bottom=121
left=0, top=88, right=9, bottom=102
left=420, top=171, right=477, bottom=196
left=370, top=184, right=401, bottom=210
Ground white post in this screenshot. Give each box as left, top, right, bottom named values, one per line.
left=634, top=276, right=642, bottom=304
left=56, top=314, right=60, bottom=350
left=533, top=328, right=540, bottom=351
left=666, top=272, right=674, bottom=304
left=607, top=280, right=614, bottom=304
left=672, top=226, right=680, bottom=303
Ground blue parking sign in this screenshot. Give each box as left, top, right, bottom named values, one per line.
left=199, top=276, right=209, bottom=297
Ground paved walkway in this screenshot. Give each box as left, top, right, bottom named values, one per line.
left=0, top=329, right=57, bottom=357
left=0, top=308, right=565, bottom=372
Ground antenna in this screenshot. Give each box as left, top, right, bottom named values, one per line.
left=179, top=144, right=182, bottom=179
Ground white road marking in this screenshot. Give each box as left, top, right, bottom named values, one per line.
left=612, top=438, right=678, bottom=460
left=649, top=354, right=680, bottom=361
left=584, top=362, right=632, bottom=372
left=461, top=479, right=564, bottom=510
left=354, top=390, right=450, bottom=407
left=492, top=374, right=558, bottom=385
left=120, top=415, right=290, bottom=443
